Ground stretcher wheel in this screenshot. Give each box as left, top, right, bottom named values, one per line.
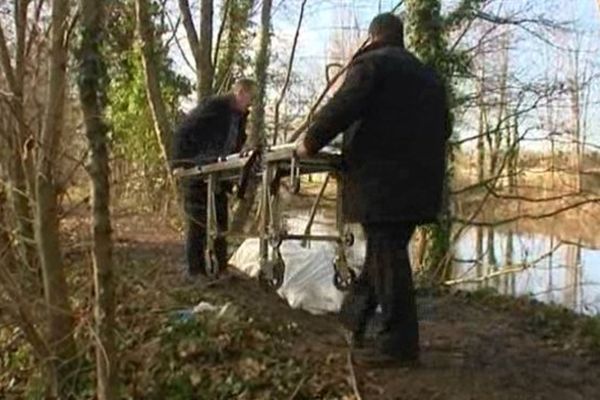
left=258, top=258, right=285, bottom=289
left=258, top=269, right=269, bottom=288
left=204, top=249, right=219, bottom=278
left=290, top=178, right=301, bottom=194
left=269, top=230, right=286, bottom=248
left=344, top=232, right=355, bottom=247
left=333, top=266, right=356, bottom=291
left=272, top=258, right=285, bottom=288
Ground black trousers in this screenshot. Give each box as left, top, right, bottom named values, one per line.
left=183, top=182, right=228, bottom=275
left=341, top=222, right=418, bottom=357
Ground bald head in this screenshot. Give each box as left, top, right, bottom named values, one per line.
left=368, top=13, right=404, bottom=46
left=231, top=78, right=256, bottom=112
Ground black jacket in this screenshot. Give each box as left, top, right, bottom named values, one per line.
left=172, top=95, right=248, bottom=169
left=304, top=39, right=450, bottom=224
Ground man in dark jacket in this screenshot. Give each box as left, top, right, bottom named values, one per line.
left=172, top=79, right=256, bottom=278
left=297, top=13, right=450, bottom=365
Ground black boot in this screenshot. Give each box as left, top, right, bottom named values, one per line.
left=340, top=292, right=378, bottom=351
left=353, top=346, right=419, bottom=368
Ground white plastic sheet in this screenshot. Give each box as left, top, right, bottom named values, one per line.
left=228, top=215, right=366, bottom=315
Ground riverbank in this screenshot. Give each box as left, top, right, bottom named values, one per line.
left=3, top=212, right=599, bottom=399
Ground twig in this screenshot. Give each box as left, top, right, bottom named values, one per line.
left=0, top=22, right=17, bottom=91
left=288, top=375, right=306, bottom=400
left=453, top=197, right=600, bottom=227
left=273, top=0, right=308, bottom=146
left=178, top=0, right=200, bottom=65
left=286, top=0, right=405, bottom=143
left=165, top=11, right=197, bottom=73
left=285, top=61, right=351, bottom=143
left=347, top=351, right=362, bottom=400
left=58, top=195, right=90, bottom=219
left=213, top=0, right=232, bottom=68
left=25, top=0, right=46, bottom=59
left=429, top=123, right=531, bottom=278
left=484, top=187, right=591, bottom=204
left=447, top=240, right=563, bottom=285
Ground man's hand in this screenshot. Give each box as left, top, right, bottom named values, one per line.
left=295, top=140, right=310, bottom=159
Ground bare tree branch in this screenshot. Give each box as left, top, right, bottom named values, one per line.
left=178, top=0, right=200, bottom=65
left=198, top=0, right=214, bottom=98
left=445, top=240, right=563, bottom=286
left=273, top=0, right=307, bottom=145
left=15, top=0, right=29, bottom=87
left=0, top=22, right=17, bottom=92
left=454, top=198, right=600, bottom=227
left=286, top=0, right=406, bottom=143
left=135, top=0, right=174, bottom=164
left=444, top=0, right=487, bottom=30
left=212, top=0, right=231, bottom=68
left=476, top=11, right=567, bottom=30
left=25, top=0, right=46, bottom=59
left=164, top=11, right=196, bottom=73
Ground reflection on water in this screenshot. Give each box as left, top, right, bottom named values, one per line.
left=282, top=213, right=600, bottom=316
left=454, top=228, right=600, bottom=315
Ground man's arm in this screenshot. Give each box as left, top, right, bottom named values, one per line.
left=302, top=57, right=377, bottom=155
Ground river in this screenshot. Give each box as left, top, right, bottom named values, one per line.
left=281, top=213, right=600, bottom=315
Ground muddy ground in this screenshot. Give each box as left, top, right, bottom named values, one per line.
left=98, top=212, right=600, bottom=400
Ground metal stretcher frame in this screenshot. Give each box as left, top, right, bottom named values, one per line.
left=173, top=143, right=356, bottom=290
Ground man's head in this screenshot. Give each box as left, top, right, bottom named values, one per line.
left=368, top=13, right=404, bottom=46
left=231, top=78, right=256, bottom=112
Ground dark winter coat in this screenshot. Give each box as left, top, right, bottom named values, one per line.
left=172, top=95, right=248, bottom=168
left=172, top=95, right=248, bottom=201
left=303, top=39, right=451, bottom=224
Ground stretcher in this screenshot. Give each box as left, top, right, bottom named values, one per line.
left=173, top=143, right=356, bottom=290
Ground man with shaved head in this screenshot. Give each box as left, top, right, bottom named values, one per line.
left=297, top=13, right=450, bottom=366
left=172, top=79, right=256, bottom=280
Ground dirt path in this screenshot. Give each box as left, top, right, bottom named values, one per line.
left=111, top=213, right=600, bottom=400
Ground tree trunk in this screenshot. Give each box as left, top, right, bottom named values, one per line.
left=475, top=226, right=483, bottom=287
left=474, top=57, right=485, bottom=279
left=198, top=0, right=214, bottom=99
left=78, top=0, right=116, bottom=398
left=230, top=0, right=272, bottom=232
left=486, top=227, right=496, bottom=268
left=179, top=0, right=225, bottom=98
left=249, top=0, right=272, bottom=148
left=564, top=242, right=582, bottom=311
left=0, top=4, right=37, bottom=277
left=178, top=0, right=201, bottom=68
left=511, top=113, right=519, bottom=195
left=568, top=45, right=582, bottom=193
left=405, top=0, right=452, bottom=278
left=213, top=0, right=253, bottom=93
left=14, top=0, right=34, bottom=240
left=493, top=33, right=509, bottom=184
left=7, top=116, right=36, bottom=276
left=477, top=61, right=486, bottom=184
left=36, top=0, right=77, bottom=394
left=405, top=0, right=445, bottom=70
left=504, top=229, right=514, bottom=294
left=0, top=186, right=56, bottom=389
left=135, top=0, right=173, bottom=166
